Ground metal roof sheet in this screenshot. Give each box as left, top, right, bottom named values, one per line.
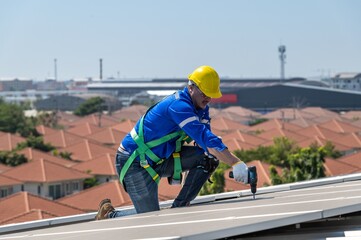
left=1, top=173, right=361, bottom=239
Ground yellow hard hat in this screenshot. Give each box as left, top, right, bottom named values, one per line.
left=188, top=65, right=222, bottom=98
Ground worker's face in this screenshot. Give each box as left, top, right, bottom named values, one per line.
left=189, top=84, right=211, bottom=109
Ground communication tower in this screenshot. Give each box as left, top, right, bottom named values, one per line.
left=99, top=58, right=103, bottom=80
left=279, top=45, right=286, bottom=81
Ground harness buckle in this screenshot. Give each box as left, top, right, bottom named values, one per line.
left=140, top=159, right=148, bottom=167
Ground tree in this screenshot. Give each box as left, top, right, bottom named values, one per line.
left=199, top=162, right=229, bottom=195
left=52, top=150, right=73, bottom=160
left=16, top=136, right=55, bottom=152
left=0, top=100, right=38, bottom=137
left=271, top=146, right=326, bottom=184
left=0, top=151, right=28, bottom=166
left=248, top=118, right=268, bottom=126
left=269, top=165, right=283, bottom=185
left=322, top=141, right=342, bottom=159
left=83, top=170, right=99, bottom=189
left=233, top=137, right=299, bottom=166
left=73, top=97, right=105, bottom=116
left=269, top=137, right=299, bottom=167
left=37, top=111, right=61, bottom=129
left=234, top=145, right=273, bottom=163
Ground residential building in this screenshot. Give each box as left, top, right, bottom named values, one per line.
left=328, top=72, right=361, bottom=91
left=1, top=159, right=91, bottom=200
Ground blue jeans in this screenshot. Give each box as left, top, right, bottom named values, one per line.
left=109, top=146, right=210, bottom=217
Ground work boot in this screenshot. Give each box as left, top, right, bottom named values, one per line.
left=95, top=198, right=115, bottom=220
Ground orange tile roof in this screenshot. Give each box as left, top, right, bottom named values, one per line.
left=43, top=130, right=83, bottom=148
left=295, top=136, right=351, bottom=152
left=338, top=151, right=361, bottom=169
left=295, top=125, right=345, bottom=140
left=66, top=122, right=103, bottom=136
left=72, top=153, right=117, bottom=176
left=0, top=163, right=11, bottom=173
left=318, top=119, right=361, bottom=133
left=211, top=117, right=249, bottom=132
left=309, top=115, right=343, bottom=124
left=263, top=108, right=316, bottom=120
left=324, top=158, right=360, bottom=176
left=0, top=133, right=26, bottom=151
left=56, top=111, right=82, bottom=127
left=61, top=139, right=115, bottom=162
left=109, top=105, right=148, bottom=121
left=86, top=127, right=127, bottom=147
left=348, top=119, right=361, bottom=128
left=248, top=119, right=303, bottom=132
left=223, top=138, right=257, bottom=151
left=0, top=174, right=23, bottom=187
left=341, top=110, right=361, bottom=120
left=333, top=133, right=361, bottom=149
left=69, top=113, right=119, bottom=128
left=0, top=192, right=85, bottom=225
left=222, top=130, right=266, bottom=147
left=111, top=119, right=137, bottom=133
left=36, top=125, right=58, bottom=135
left=221, top=106, right=262, bottom=118
left=212, top=111, right=253, bottom=124
left=288, top=117, right=317, bottom=128
left=257, top=128, right=307, bottom=142
left=209, top=108, right=221, bottom=116
left=301, top=107, right=340, bottom=118
left=57, top=180, right=132, bottom=211
left=158, top=177, right=182, bottom=200
left=1, top=209, right=58, bottom=226
left=17, top=147, right=76, bottom=167
left=2, top=159, right=92, bottom=183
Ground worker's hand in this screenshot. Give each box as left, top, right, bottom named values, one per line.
left=232, top=162, right=248, bottom=184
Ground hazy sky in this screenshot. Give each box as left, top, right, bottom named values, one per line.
left=0, top=0, right=360, bottom=80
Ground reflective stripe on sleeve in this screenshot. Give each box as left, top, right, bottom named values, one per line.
left=174, top=92, right=180, bottom=99
left=179, top=116, right=197, bottom=128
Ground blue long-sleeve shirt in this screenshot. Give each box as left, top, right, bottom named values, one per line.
left=121, top=87, right=226, bottom=164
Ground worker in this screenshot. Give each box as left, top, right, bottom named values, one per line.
left=95, top=65, right=250, bottom=220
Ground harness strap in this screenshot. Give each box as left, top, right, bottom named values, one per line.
left=172, top=152, right=182, bottom=181
left=119, top=116, right=189, bottom=186
left=119, top=150, right=161, bottom=185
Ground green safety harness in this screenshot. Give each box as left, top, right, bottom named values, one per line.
left=119, top=115, right=191, bottom=186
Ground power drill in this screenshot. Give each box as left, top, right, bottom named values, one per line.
left=229, top=165, right=258, bottom=199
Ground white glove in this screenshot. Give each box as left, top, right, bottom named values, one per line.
left=232, top=162, right=248, bottom=184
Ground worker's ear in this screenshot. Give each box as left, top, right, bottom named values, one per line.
left=188, top=85, right=194, bottom=94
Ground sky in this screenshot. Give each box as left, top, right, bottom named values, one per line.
left=0, top=0, right=360, bottom=81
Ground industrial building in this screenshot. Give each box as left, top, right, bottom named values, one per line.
left=87, top=78, right=361, bottom=112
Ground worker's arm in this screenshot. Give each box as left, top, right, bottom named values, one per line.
left=209, top=147, right=249, bottom=183
left=208, top=147, right=239, bottom=166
